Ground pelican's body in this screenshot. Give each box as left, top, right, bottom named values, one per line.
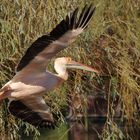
left=6, top=72, right=62, bottom=99
left=0, top=5, right=98, bottom=128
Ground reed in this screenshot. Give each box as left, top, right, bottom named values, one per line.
left=0, top=0, right=139, bottom=139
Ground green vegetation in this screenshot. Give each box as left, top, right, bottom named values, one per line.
left=0, top=0, right=140, bottom=139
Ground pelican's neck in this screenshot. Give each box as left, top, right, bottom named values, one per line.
left=54, top=62, right=68, bottom=81
left=58, top=69, right=68, bottom=81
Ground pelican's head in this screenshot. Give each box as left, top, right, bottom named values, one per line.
left=54, top=57, right=99, bottom=80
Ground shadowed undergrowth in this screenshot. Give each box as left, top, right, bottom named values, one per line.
left=0, top=0, right=140, bottom=139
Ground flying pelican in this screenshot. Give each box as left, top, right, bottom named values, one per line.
left=0, top=5, right=99, bottom=128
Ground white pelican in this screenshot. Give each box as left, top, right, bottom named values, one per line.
left=0, top=5, right=98, bottom=128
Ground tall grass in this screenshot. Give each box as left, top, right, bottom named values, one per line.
left=0, top=0, right=140, bottom=139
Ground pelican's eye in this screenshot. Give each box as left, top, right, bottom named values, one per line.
left=67, top=57, right=72, bottom=63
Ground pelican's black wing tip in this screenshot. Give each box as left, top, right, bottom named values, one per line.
left=76, top=4, right=96, bottom=29
left=8, top=100, right=57, bottom=129
left=65, top=4, right=96, bottom=30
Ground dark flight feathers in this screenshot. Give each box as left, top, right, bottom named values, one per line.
left=16, top=4, right=95, bottom=72
left=8, top=100, right=56, bottom=128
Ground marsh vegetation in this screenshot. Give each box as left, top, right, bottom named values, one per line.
left=0, top=0, right=140, bottom=139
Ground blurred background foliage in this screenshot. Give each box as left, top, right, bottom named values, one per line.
left=0, top=0, right=140, bottom=139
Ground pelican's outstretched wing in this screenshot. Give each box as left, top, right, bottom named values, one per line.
left=16, top=5, right=95, bottom=72
left=8, top=96, right=56, bottom=128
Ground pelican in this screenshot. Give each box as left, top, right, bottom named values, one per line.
left=0, top=5, right=98, bottom=128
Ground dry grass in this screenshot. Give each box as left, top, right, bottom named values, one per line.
left=0, top=0, right=140, bottom=139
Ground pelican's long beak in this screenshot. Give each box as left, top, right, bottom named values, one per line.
left=66, top=60, right=100, bottom=74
